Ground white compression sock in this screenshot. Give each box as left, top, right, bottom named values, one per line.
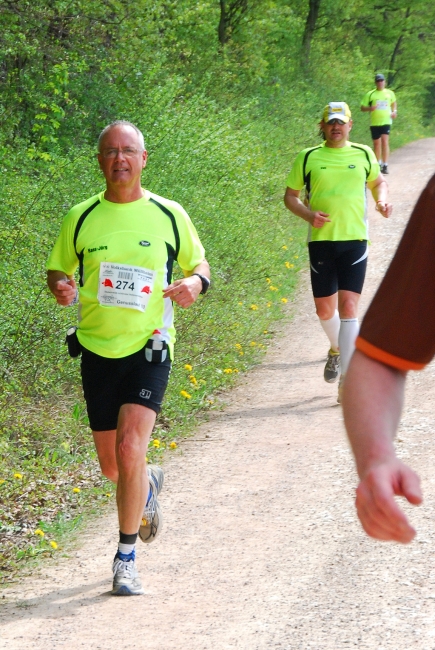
left=319, top=310, right=340, bottom=351
left=339, top=318, right=359, bottom=375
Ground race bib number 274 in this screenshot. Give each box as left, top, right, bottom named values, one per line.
left=98, top=262, right=156, bottom=312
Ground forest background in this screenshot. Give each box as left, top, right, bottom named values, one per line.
left=1, top=0, right=434, bottom=578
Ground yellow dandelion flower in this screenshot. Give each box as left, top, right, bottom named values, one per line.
left=170, top=442, right=177, bottom=449
left=224, top=368, right=233, bottom=374
left=263, top=330, right=268, bottom=334
left=269, top=286, right=278, bottom=291
left=13, top=473, right=23, bottom=479
left=72, top=487, right=81, bottom=493
left=267, top=302, right=272, bottom=307
left=250, top=304, right=258, bottom=310
left=266, top=278, right=271, bottom=283
left=184, top=364, right=192, bottom=371
left=35, top=529, right=45, bottom=537
left=294, top=255, right=299, bottom=259
left=235, top=343, right=242, bottom=349
left=238, top=301, right=243, bottom=305
left=285, top=262, right=291, bottom=268
left=153, top=439, right=161, bottom=448
left=250, top=341, right=257, bottom=346
left=239, top=351, right=244, bottom=356
left=189, top=375, right=198, bottom=385
left=282, top=245, right=288, bottom=250
left=281, top=298, right=288, bottom=304
left=180, top=390, right=192, bottom=399
left=289, top=264, right=294, bottom=269
left=0, top=479, right=5, bottom=485
left=106, top=493, right=112, bottom=497
left=50, top=541, right=58, bottom=550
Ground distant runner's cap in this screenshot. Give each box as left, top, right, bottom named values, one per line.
left=375, top=74, right=385, bottom=82
left=322, top=102, right=351, bottom=124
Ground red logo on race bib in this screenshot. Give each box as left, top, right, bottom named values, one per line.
left=141, top=285, right=152, bottom=294
left=102, top=278, right=113, bottom=287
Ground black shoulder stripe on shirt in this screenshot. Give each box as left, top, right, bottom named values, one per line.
left=303, top=146, right=322, bottom=191
left=73, top=199, right=100, bottom=287
left=368, top=89, right=377, bottom=107
left=149, top=197, right=180, bottom=261
left=350, top=144, right=372, bottom=179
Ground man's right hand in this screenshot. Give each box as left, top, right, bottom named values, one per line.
left=308, top=211, right=331, bottom=228
left=355, top=460, right=422, bottom=543
left=53, top=278, right=77, bottom=306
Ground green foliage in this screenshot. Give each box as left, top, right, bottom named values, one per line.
left=1, top=0, right=434, bottom=580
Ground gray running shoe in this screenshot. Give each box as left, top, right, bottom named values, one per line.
left=381, top=164, right=389, bottom=174
left=112, top=556, right=144, bottom=596
left=139, top=465, right=164, bottom=543
left=324, top=349, right=340, bottom=383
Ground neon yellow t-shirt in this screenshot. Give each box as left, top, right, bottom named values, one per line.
left=286, top=141, right=379, bottom=242
left=360, top=88, right=397, bottom=126
left=47, top=190, right=205, bottom=359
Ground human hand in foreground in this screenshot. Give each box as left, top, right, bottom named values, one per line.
left=356, top=459, right=422, bottom=543
left=163, top=275, right=202, bottom=308
left=309, top=211, right=331, bottom=228
left=53, top=277, right=77, bottom=306
left=375, top=201, right=393, bottom=218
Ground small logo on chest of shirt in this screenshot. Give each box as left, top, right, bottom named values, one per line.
left=348, top=165, right=356, bottom=169
left=139, top=240, right=151, bottom=247
left=88, top=245, right=108, bottom=253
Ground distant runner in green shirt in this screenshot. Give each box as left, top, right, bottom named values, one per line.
left=361, top=73, right=397, bottom=175
left=284, top=102, right=392, bottom=403
left=47, top=120, right=210, bottom=596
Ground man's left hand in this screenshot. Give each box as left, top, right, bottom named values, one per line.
left=376, top=201, right=393, bottom=218
left=163, top=275, right=202, bottom=308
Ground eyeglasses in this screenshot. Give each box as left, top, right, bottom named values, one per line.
left=327, top=119, right=345, bottom=125
left=100, top=147, right=143, bottom=158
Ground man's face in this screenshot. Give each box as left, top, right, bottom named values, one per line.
left=376, top=79, right=386, bottom=90
left=321, top=119, right=352, bottom=148
left=98, top=125, right=147, bottom=188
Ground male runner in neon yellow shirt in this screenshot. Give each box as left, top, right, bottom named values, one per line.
left=361, top=74, right=397, bottom=175
left=47, top=121, right=210, bottom=596
left=284, top=102, right=392, bottom=402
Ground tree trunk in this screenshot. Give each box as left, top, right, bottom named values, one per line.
left=302, top=0, right=322, bottom=62
left=218, top=0, right=249, bottom=46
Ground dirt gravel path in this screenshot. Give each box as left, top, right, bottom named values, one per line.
left=2, top=139, right=435, bottom=650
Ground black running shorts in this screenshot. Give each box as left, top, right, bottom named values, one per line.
left=370, top=125, right=391, bottom=140
left=81, top=344, right=171, bottom=431
left=308, top=240, right=368, bottom=298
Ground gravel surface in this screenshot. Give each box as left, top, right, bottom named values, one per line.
left=1, top=138, right=435, bottom=650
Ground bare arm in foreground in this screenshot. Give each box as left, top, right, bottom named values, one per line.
left=342, top=350, right=422, bottom=543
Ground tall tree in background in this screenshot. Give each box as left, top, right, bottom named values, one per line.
left=301, top=0, right=322, bottom=61
left=218, top=0, right=249, bottom=45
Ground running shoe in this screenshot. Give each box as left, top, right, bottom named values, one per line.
left=381, top=164, right=389, bottom=174
left=324, top=349, right=340, bottom=383
left=139, top=464, right=164, bottom=543
left=337, top=375, right=345, bottom=404
left=112, top=553, right=144, bottom=596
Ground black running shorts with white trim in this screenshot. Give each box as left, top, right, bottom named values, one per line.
left=370, top=125, right=391, bottom=140
left=308, top=240, right=368, bottom=298
left=81, top=344, right=171, bottom=431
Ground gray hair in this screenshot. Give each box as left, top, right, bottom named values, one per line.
left=98, top=120, right=146, bottom=152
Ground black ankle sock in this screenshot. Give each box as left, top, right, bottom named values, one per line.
left=119, top=531, right=138, bottom=545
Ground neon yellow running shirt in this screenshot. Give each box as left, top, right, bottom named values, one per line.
left=286, top=141, right=379, bottom=242
left=47, top=190, right=205, bottom=359
left=360, top=88, right=397, bottom=126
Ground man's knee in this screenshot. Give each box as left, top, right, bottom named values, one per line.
left=339, top=297, right=359, bottom=319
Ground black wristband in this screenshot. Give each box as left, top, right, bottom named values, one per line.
left=192, top=273, right=210, bottom=295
